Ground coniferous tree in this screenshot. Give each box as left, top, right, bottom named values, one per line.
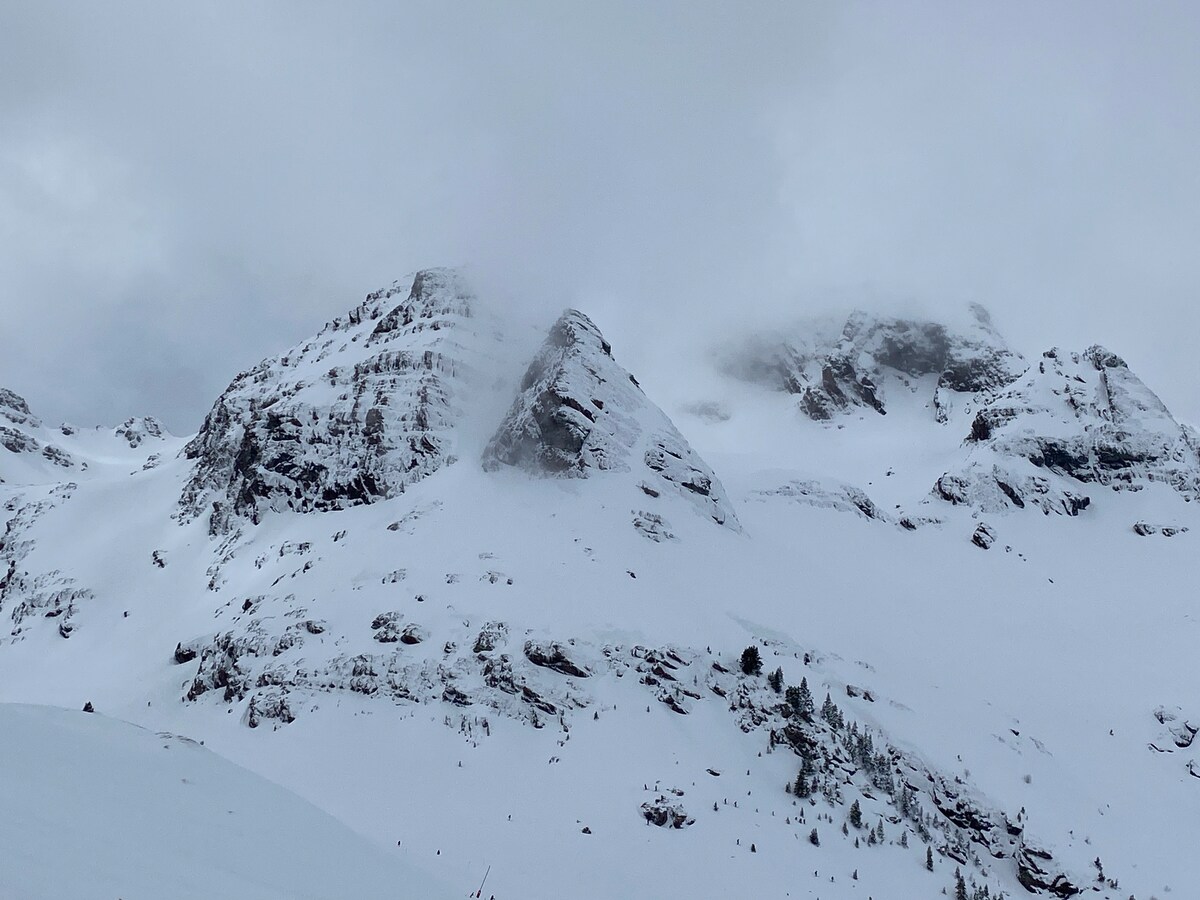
left=740, top=645, right=763, bottom=676
left=785, top=685, right=802, bottom=715
left=849, top=799, right=863, bottom=829
left=926, top=845, right=934, bottom=871
left=767, top=666, right=784, bottom=693
left=797, top=677, right=815, bottom=720
left=821, top=692, right=842, bottom=728
left=808, top=827, right=820, bottom=846
left=955, top=868, right=968, bottom=900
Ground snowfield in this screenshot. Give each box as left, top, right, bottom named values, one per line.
left=1, top=269, right=1197, bottom=899
left=0, top=704, right=454, bottom=900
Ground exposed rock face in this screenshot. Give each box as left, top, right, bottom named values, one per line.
left=180, top=269, right=481, bottom=534
left=0, top=485, right=92, bottom=637
left=483, top=310, right=739, bottom=529
left=115, top=416, right=165, bottom=448
left=0, top=389, right=36, bottom=427
left=640, top=799, right=694, bottom=828
left=1016, top=843, right=1083, bottom=897
left=966, top=346, right=1200, bottom=499
left=931, top=464, right=1091, bottom=517
left=722, top=305, right=1025, bottom=422
left=749, top=479, right=889, bottom=522
left=0, top=391, right=76, bottom=475
left=523, top=640, right=590, bottom=678
left=970, top=522, right=996, bottom=549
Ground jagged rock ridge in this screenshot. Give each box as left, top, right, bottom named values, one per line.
left=724, top=304, right=1026, bottom=422
left=482, top=309, right=739, bottom=529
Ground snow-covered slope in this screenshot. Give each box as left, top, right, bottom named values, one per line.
left=1, top=270, right=1196, bottom=900
left=0, top=703, right=452, bottom=900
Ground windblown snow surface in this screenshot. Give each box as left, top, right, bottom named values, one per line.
left=0, top=704, right=454, bottom=899
left=1, top=271, right=1197, bottom=899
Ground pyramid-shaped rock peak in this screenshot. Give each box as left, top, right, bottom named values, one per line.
left=963, top=344, right=1200, bottom=498
left=180, top=268, right=482, bottom=534
left=482, top=309, right=739, bottom=529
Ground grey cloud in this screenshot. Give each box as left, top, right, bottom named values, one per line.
left=0, top=1, right=1196, bottom=432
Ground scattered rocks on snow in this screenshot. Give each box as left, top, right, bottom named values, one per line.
left=1133, top=522, right=1189, bottom=537
left=632, top=510, right=675, bottom=542
left=1152, top=706, right=1198, bottom=749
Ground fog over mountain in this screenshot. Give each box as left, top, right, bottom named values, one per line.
left=2, top=1, right=1198, bottom=432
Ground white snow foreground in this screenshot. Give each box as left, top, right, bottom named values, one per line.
left=0, top=703, right=453, bottom=900
left=1, top=268, right=1199, bottom=899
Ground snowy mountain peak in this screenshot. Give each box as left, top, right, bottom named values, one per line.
left=179, top=268, right=487, bottom=534
left=965, top=343, right=1200, bottom=498
left=484, top=309, right=739, bottom=529
left=723, top=305, right=1026, bottom=423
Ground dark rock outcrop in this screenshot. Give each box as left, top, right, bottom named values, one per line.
left=640, top=799, right=694, bottom=828
left=970, top=522, right=996, bottom=549
left=1016, top=843, right=1083, bottom=897
left=523, top=640, right=590, bottom=678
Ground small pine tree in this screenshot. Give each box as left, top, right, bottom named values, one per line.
left=767, top=666, right=784, bottom=693
left=926, top=845, right=934, bottom=871
left=954, top=868, right=968, bottom=900
left=797, top=677, right=815, bottom=719
left=740, top=645, right=763, bottom=676
left=785, top=684, right=801, bottom=715
left=849, top=799, right=862, bottom=829
left=821, top=692, right=842, bottom=728
left=808, top=827, right=820, bottom=846
left=900, top=830, right=909, bottom=848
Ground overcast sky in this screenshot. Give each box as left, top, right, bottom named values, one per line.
left=1, top=1, right=1197, bottom=432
